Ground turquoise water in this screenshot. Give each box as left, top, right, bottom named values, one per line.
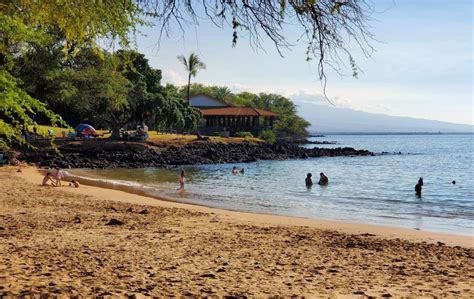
left=68, top=134, right=474, bottom=235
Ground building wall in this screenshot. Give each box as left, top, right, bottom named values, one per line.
left=190, top=95, right=228, bottom=108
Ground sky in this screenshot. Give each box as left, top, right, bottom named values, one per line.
left=134, top=0, right=473, bottom=125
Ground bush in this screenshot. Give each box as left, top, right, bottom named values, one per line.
left=259, top=130, right=276, bottom=143
left=235, top=131, right=254, bottom=138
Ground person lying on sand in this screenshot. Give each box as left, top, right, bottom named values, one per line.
left=69, top=180, right=80, bottom=188
left=42, top=173, right=56, bottom=186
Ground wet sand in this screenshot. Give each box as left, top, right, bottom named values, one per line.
left=1, top=166, right=473, bottom=297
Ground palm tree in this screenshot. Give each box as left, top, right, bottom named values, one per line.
left=214, top=86, right=232, bottom=102
left=177, top=52, right=206, bottom=103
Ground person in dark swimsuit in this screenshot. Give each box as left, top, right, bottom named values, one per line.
left=305, top=173, right=313, bottom=187
left=415, top=177, right=423, bottom=196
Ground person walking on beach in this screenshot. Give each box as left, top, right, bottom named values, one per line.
left=305, top=173, right=313, bottom=187
left=415, top=177, right=423, bottom=196
left=319, top=172, right=329, bottom=185
left=54, top=167, right=64, bottom=187
left=179, top=170, right=186, bottom=190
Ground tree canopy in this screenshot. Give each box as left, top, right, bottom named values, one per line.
left=145, top=0, right=374, bottom=80
left=1, top=0, right=373, bottom=147
left=177, top=53, right=206, bottom=103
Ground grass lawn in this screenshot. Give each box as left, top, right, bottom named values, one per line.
left=29, top=125, right=261, bottom=144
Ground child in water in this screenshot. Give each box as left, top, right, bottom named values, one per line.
left=179, top=170, right=186, bottom=189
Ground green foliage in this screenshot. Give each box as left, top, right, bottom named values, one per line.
left=0, top=0, right=144, bottom=147
left=235, top=131, right=254, bottom=138
left=16, top=46, right=202, bottom=138
left=0, top=0, right=371, bottom=147
left=259, top=130, right=276, bottom=144
left=40, top=48, right=131, bottom=136
left=177, top=53, right=206, bottom=102
left=0, top=70, right=66, bottom=148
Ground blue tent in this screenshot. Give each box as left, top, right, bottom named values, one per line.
left=75, top=124, right=99, bottom=137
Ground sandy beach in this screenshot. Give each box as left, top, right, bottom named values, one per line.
left=1, top=166, right=473, bottom=297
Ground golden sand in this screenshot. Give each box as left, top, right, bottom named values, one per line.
left=1, top=166, right=473, bottom=297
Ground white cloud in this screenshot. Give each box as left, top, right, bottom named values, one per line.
left=287, top=89, right=393, bottom=115
left=162, top=69, right=186, bottom=86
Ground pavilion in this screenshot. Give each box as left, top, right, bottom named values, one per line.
left=189, top=94, right=278, bottom=137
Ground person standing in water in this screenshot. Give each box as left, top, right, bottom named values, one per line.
left=305, top=173, right=313, bottom=187
left=319, top=172, right=329, bottom=185
left=179, top=170, right=186, bottom=190
left=415, top=177, right=423, bottom=196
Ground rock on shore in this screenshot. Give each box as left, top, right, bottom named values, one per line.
left=21, top=141, right=373, bottom=169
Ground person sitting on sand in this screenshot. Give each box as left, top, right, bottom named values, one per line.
left=415, top=177, right=423, bottom=196
left=54, top=167, right=64, bottom=187
left=69, top=180, right=80, bottom=188
left=8, top=156, right=20, bottom=166
left=179, top=170, right=186, bottom=189
left=305, top=173, right=313, bottom=187
left=42, top=172, right=56, bottom=186
left=319, top=172, right=329, bottom=185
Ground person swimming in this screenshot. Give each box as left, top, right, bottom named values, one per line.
left=415, top=177, right=423, bottom=196
left=232, top=166, right=239, bottom=175
left=318, top=172, right=329, bottom=185
left=305, top=173, right=313, bottom=187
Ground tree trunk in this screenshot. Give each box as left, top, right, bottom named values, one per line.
left=110, top=123, right=121, bottom=140
left=186, top=73, right=191, bottom=102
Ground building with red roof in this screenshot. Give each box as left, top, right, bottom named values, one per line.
left=189, top=94, right=277, bottom=137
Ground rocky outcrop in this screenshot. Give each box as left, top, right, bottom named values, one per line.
left=21, top=141, right=373, bottom=169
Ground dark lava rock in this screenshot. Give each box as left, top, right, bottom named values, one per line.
left=105, top=219, right=124, bottom=226
left=20, top=140, right=373, bottom=169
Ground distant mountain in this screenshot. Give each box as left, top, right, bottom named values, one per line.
left=296, top=102, right=473, bottom=134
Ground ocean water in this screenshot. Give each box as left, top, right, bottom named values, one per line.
left=68, top=134, right=474, bottom=235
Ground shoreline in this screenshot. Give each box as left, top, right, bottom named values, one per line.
left=2, top=165, right=473, bottom=297
left=26, top=167, right=473, bottom=248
